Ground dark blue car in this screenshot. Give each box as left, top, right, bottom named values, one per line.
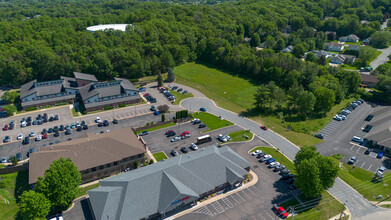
left=200, top=107, right=206, bottom=112
left=266, top=158, right=276, bottom=164
left=377, top=152, right=384, bottom=159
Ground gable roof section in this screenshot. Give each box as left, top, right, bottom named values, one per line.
left=36, top=84, right=64, bottom=96
left=365, top=106, right=391, bottom=148
left=88, top=146, right=250, bottom=220
left=28, top=127, right=145, bottom=184
left=360, top=74, right=379, bottom=83
left=73, top=72, right=98, bottom=82
left=114, top=77, right=138, bottom=91
left=20, top=80, right=37, bottom=98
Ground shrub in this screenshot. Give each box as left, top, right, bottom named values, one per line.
left=104, top=106, right=114, bottom=110
left=118, top=103, right=126, bottom=107
left=69, top=100, right=73, bottom=104
left=55, top=102, right=68, bottom=106
left=149, top=159, right=154, bottom=164
left=25, top=107, right=37, bottom=111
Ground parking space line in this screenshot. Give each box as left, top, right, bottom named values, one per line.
left=351, top=145, right=355, bottom=150
left=122, top=114, right=127, bottom=118
left=360, top=162, right=365, bottom=168
left=235, top=192, right=246, bottom=201
left=356, top=148, right=361, bottom=153
left=240, top=190, right=251, bottom=199
left=117, top=115, right=122, bottom=119
left=246, top=187, right=256, bottom=196
left=368, top=164, right=372, bottom=171
left=229, top=195, right=239, bottom=204
left=264, top=210, right=274, bottom=220
left=369, top=152, right=377, bottom=158
left=221, top=197, right=234, bottom=208
left=211, top=201, right=225, bottom=214
left=251, top=185, right=263, bottom=194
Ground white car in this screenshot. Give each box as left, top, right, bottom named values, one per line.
left=263, top=154, right=272, bottom=160
left=190, top=143, right=198, bottom=150
left=29, top=131, right=35, bottom=137
left=191, top=118, right=200, bottom=123
left=21, top=121, right=27, bottom=127
left=171, top=137, right=181, bottom=142
left=268, top=162, right=280, bottom=168
left=338, top=114, right=346, bottom=120
left=333, top=115, right=342, bottom=121
left=252, top=150, right=262, bottom=156
left=17, top=133, right=23, bottom=140
left=225, top=135, right=231, bottom=141
left=218, top=134, right=228, bottom=142
left=36, top=135, right=42, bottom=141
left=95, top=117, right=102, bottom=123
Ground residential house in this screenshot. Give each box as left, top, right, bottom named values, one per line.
left=243, top=37, right=251, bottom=43
left=281, top=45, right=294, bottom=53
left=348, top=45, right=361, bottom=51
left=360, top=73, right=379, bottom=88
left=281, top=25, right=292, bottom=34
left=362, top=38, right=371, bottom=45
left=28, top=127, right=146, bottom=184
left=306, top=50, right=333, bottom=58
left=339, top=34, right=360, bottom=43
left=88, top=145, right=250, bottom=220
left=78, top=77, right=141, bottom=112
left=330, top=54, right=356, bottom=64
left=325, top=43, right=344, bottom=52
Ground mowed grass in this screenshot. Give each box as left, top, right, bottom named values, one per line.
left=76, top=183, right=100, bottom=198
left=170, top=90, right=194, bottom=105
left=228, top=130, right=253, bottom=142
left=193, top=112, right=233, bottom=132
left=153, top=152, right=168, bottom=162
left=0, top=170, right=29, bottom=220
left=175, top=63, right=257, bottom=112
left=135, top=122, right=176, bottom=134
left=337, top=161, right=391, bottom=201
left=249, top=146, right=295, bottom=174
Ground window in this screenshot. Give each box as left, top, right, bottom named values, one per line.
left=68, top=92, right=71, bottom=95
left=99, top=165, right=104, bottom=170
left=32, top=98, right=35, bottom=101
left=138, top=153, right=143, bottom=158
left=106, top=163, right=111, bottom=168
left=91, top=167, right=96, bottom=172
left=114, top=161, right=118, bottom=166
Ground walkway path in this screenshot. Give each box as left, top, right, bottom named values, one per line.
left=180, top=97, right=391, bottom=219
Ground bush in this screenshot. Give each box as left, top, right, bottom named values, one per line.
left=118, top=103, right=126, bottom=107
left=69, top=100, right=73, bottom=104
left=130, top=78, right=139, bottom=83
left=149, top=159, right=154, bottom=164
left=55, top=102, right=68, bottom=106
left=25, top=107, right=37, bottom=111
left=104, top=106, right=114, bottom=110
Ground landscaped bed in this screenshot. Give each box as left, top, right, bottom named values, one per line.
left=135, top=122, right=176, bottom=135
left=228, top=130, right=253, bottom=142
left=153, top=152, right=168, bottom=162
left=192, top=112, right=233, bottom=132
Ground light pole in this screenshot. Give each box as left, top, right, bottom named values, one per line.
left=338, top=200, right=348, bottom=220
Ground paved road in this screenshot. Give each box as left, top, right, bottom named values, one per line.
left=370, top=46, right=391, bottom=71
left=181, top=97, right=391, bottom=219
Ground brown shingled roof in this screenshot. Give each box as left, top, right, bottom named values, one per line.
left=360, top=74, right=379, bottom=83
left=28, top=127, right=145, bottom=184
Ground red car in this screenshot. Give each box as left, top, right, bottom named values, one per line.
left=42, top=133, right=48, bottom=139
left=273, top=204, right=289, bottom=218
left=261, top=125, right=268, bottom=130
left=183, top=131, right=190, bottom=135
left=3, top=124, right=8, bottom=131
left=143, top=93, right=150, bottom=97
left=165, top=130, right=174, bottom=135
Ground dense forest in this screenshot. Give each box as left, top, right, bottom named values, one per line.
left=0, top=0, right=391, bottom=110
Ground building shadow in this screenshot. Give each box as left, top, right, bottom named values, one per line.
left=80, top=198, right=94, bottom=220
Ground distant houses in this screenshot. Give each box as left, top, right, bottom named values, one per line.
left=281, top=45, right=294, bottom=53
left=338, top=34, right=360, bottom=43
left=325, top=43, right=344, bottom=52
left=330, top=54, right=356, bottom=64
left=360, top=74, right=379, bottom=88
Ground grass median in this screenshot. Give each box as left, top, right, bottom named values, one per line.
left=153, top=152, right=168, bottom=162
left=135, top=122, right=176, bottom=134
left=76, top=183, right=100, bottom=198
left=228, top=130, right=253, bottom=142
left=192, top=112, right=233, bottom=132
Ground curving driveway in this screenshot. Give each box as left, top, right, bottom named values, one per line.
left=180, top=97, right=391, bottom=219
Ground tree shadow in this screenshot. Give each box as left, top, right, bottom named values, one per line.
left=382, top=157, right=391, bottom=170
left=13, top=170, right=29, bottom=203
left=271, top=177, right=295, bottom=204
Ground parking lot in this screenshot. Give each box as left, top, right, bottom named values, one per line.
left=316, top=101, right=390, bottom=173
left=0, top=112, right=174, bottom=161
left=178, top=140, right=296, bottom=220
left=142, top=122, right=244, bottom=157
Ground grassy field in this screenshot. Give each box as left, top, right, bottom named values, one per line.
left=153, top=152, right=168, bottom=162
left=249, top=146, right=295, bottom=174
left=192, top=112, right=233, bottom=132
left=175, top=63, right=257, bottom=112
left=76, top=183, right=100, bottom=198
left=0, top=170, right=29, bottom=220
left=337, top=161, right=391, bottom=201
left=135, top=122, right=176, bottom=134
left=170, top=90, right=194, bottom=105
left=228, top=130, right=253, bottom=142
left=138, top=73, right=167, bottom=82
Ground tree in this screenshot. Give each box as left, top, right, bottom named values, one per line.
left=35, top=158, right=81, bottom=212
left=265, top=36, right=275, bottom=49
left=319, top=55, right=327, bottom=66
left=161, top=114, right=165, bottom=122
left=166, top=67, right=175, bottom=83
left=274, top=38, right=285, bottom=51
left=250, top=33, right=261, bottom=47
left=149, top=159, right=154, bottom=164
left=3, top=104, right=16, bottom=116
left=157, top=73, right=164, bottom=87
left=294, top=146, right=319, bottom=165
left=295, top=158, right=324, bottom=198
left=291, top=43, right=306, bottom=58
left=19, top=190, right=51, bottom=220
left=359, top=46, right=379, bottom=65
left=314, top=87, right=335, bottom=112
left=317, top=157, right=339, bottom=189
left=11, top=156, right=18, bottom=165
left=305, top=52, right=318, bottom=63
left=254, top=84, right=271, bottom=110
left=2, top=90, right=19, bottom=103
left=133, top=160, right=139, bottom=169
left=297, top=91, right=316, bottom=115
left=370, top=31, right=391, bottom=48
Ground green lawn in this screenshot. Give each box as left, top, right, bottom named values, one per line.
left=135, top=122, right=176, bottom=134
left=280, top=191, right=344, bottom=220
left=228, top=130, right=253, bottom=142
left=170, top=90, right=194, bottom=105
left=153, top=152, right=168, bottom=162
left=192, top=112, right=233, bottom=132
left=337, top=161, right=391, bottom=201
left=249, top=146, right=295, bottom=174
left=71, top=107, right=79, bottom=117
left=0, top=170, right=29, bottom=220
left=175, top=63, right=258, bottom=112
left=76, top=183, right=100, bottom=198
left=138, top=73, right=167, bottom=82
left=331, top=40, right=362, bottom=45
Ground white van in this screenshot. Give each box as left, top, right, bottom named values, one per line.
left=352, top=136, right=363, bottom=143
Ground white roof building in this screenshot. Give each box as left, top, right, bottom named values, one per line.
left=86, top=24, right=132, bottom=32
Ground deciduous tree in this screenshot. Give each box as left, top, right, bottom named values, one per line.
left=19, top=190, right=51, bottom=220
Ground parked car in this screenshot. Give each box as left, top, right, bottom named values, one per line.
left=365, top=114, right=374, bottom=121
left=54, top=131, right=60, bottom=137
left=177, top=88, right=183, bottom=92
left=22, top=137, right=29, bottom=145
left=154, top=111, right=159, bottom=115
left=49, top=116, right=54, bottom=122
left=172, top=86, right=178, bottom=90
left=378, top=166, right=386, bottom=174
left=266, top=158, right=276, bottom=164
left=282, top=173, right=295, bottom=180
left=260, top=125, right=268, bottom=130
left=41, top=128, right=47, bottom=134
left=98, top=122, right=103, bottom=127
left=165, top=130, right=174, bottom=135
left=16, top=153, right=21, bottom=161
left=280, top=169, right=290, bottom=174
left=143, top=93, right=150, bottom=97
left=268, top=162, right=280, bottom=168
left=139, top=87, right=146, bottom=92
left=65, top=129, right=71, bottom=135
left=139, top=131, right=148, bottom=136
left=274, top=165, right=286, bottom=172
left=103, top=120, right=109, bottom=126
left=36, top=135, right=42, bottom=141
left=59, top=125, right=65, bottom=131
left=259, top=155, right=272, bottom=162
left=95, top=117, right=102, bottom=123
left=2, top=156, right=7, bottom=163
left=272, top=204, right=289, bottom=218
left=364, top=148, right=372, bottom=155
left=193, top=119, right=201, bottom=124
left=17, top=133, right=23, bottom=140
left=54, top=114, right=59, bottom=120
left=181, top=147, right=188, bottom=153
left=3, top=124, right=8, bottom=130
left=83, top=125, right=88, bottom=130
left=377, top=152, right=384, bottom=159
left=182, top=90, right=188, bottom=94
left=171, top=149, right=179, bottom=156
left=256, top=152, right=266, bottom=158
left=3, top=136, right=10, bottom=143
left=150, top=106, right=156, bottom=111
left=333, top=115, right=342, bottom=121
left=314, top=133, right=324, bottom=139
left=113, top=119, right=119, bottom=124
left=48, top=128, right=54, bottom=133
left=42, top=133, right=48, bottom=139
left=348, top=156, right=357, bottom=164
left=198, top=123, right=207, bottom=128
left=199, top=107, right=206, bottom=112
left=218, top=134, right=228, bottom=142
left=32, top=120, right=38, bottom=125
left=71, top=123, right=76, bottom=129
left=20, top=121, right=27, bottom=127
left=29, top=131, right=35, bottom=137
left=171, top=137, right=181, bottom=142
left=352, top=136, right=363, bottom=144
left=190, top=143, right=198, bottom=150
left=252, top=150, right=262, bottom=156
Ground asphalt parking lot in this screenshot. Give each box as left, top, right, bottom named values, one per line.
left=178, top=139, right=296, bottom=220
left=316, top=102, right=390, bottom=173
left=142, top=122, right=244, bottom=157
left=0, top=112, right=174, bottom=161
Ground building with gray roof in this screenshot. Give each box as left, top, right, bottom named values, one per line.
left=364, top=106, right=391, bottom=152
left=88, top=145, right=250, bottom=220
